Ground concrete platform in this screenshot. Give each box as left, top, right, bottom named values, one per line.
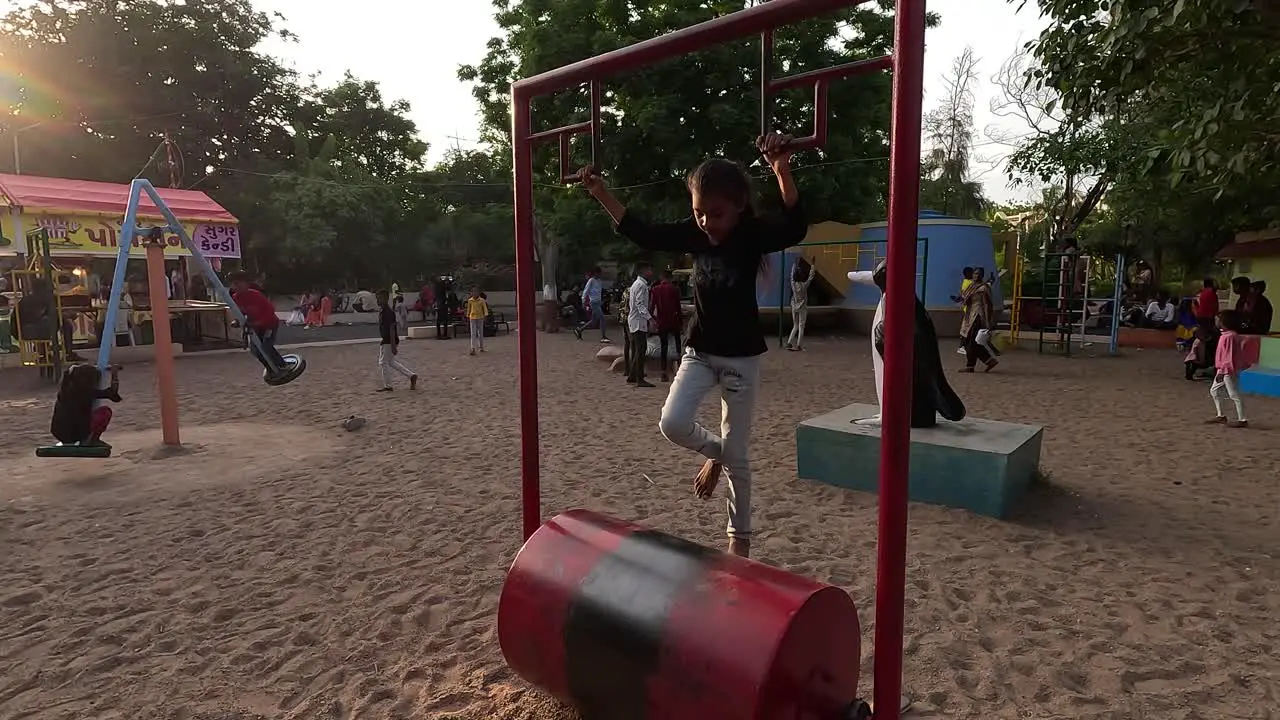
left=406, top=325, right=434, bottom=339
left=796, top=403, right=1043, bottom=518
left=1239, top=367, right=1280, bottom=397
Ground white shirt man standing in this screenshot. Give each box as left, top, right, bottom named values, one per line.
left=626, top=264, right=655, bottom=388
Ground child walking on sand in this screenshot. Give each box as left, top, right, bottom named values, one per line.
left=1207, top=309, right=1259, bottom=428
left=464, top=287, right=489, bottom=355
left=577, top=132, right=805, bottom=558
left=376, top=289, right=418, bottom=392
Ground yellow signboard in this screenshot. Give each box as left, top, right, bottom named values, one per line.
left=5, top=212, right=241, bottom=258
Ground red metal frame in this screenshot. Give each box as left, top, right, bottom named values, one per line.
left=510, top=1, right=926, bottom=717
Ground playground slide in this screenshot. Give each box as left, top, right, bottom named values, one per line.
left=797, top=221, right=870, bottom=301
left=803, top=249, right=857, bottom=301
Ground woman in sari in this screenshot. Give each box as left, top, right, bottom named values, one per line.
left=958, top=268, right=999, bottom=373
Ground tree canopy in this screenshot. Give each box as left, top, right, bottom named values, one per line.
left=999, top=0, right=1279, bottom=280
left=0, top=0, right=940, bottom=292
left=458, top=0, right=938, bottom=275
left=3, top=0, right=1268, bottom=293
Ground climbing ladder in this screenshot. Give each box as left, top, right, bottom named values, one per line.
left=1038, top=251, right=1084, bottom=355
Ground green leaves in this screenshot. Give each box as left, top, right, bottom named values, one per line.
left=1006, top=0, right=1279, bottom=271
left=1025, top=0, right=1279, bottom=201
left=459, top=0, right=915, bottom=258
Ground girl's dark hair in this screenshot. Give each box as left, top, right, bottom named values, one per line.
left=1218, top=308, right=1243, bottom=332
left=686, top=158, right=752, bottom=211
left=58, top=364, right=100, bottom=400
left=688, top=157, right=769, bottom=274
left=792, top=257, right=811, bottom=283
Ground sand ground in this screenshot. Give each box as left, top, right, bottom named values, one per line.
left=1, top=331, right=1277, bottom=720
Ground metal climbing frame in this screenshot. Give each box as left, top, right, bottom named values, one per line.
left=1029, top=252, right=1125, bottom=356
left=9, top=228, right=64, bottom=380
left=510, top=1, right=926, bottom=716
left=774, top=238, right=930, bottom=348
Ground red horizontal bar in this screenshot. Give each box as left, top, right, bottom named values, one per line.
left=514, top=0, right=872, bottom=99
left=768, top=54, right=892, bottom=93
left=526, top=120, right=591, bottom=143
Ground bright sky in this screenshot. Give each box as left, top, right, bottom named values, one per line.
left=253, top=0, right=1047, bottom=204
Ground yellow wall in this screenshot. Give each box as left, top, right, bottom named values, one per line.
left=1229, top=255, right=1280, bottom=334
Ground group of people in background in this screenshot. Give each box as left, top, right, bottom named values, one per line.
left=573, top=264, right=684, bottom=388
left=1181, top=275, right=1271, bottom=429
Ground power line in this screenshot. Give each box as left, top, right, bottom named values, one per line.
left=198, top=154, right=893, bottom=193
left=132, top=140, right=168, bottom=180
left=2, top=110, right=194, bottom=133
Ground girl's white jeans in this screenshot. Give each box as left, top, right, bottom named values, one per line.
left=658, top=348, right=761, bottom=537
left=1210, top=372, right=1246, bottom=421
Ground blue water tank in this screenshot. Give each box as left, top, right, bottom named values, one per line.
left=756, top=211, right=1000, bottom=312
left=844, top=210, right=999, bottom=311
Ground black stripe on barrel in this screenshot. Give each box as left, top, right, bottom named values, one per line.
left=562, top=528, right=719, bottom=720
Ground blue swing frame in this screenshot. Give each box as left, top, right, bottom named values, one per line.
left=95, top=179, right=301, bottom=379
left=36, top=180, right=302, bottom=460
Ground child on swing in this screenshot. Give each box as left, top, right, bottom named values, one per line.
left=577, top=133, right=805, bottom=558
left=51, top=363, right=123, bottom=447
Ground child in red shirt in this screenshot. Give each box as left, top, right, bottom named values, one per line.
left=228, top=272, right=287, bottom=371
left=649, top=269, right=684, bottom=381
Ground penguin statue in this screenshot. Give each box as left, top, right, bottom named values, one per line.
left=848, top=260, right=965, bottom=428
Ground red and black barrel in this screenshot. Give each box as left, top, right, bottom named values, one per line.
left=497, top=509, right=862, bottom=720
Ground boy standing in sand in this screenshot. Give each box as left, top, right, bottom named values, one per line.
left=376, top=289, right=418, bottom=392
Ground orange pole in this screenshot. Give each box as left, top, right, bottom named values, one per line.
left=145, top=241, right=181, bottom=445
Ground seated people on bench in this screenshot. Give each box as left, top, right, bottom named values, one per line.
left=1144, top=291, right=1177, bottom=329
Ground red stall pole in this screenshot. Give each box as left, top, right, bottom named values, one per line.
left=873, top=0, right=928, bottom=716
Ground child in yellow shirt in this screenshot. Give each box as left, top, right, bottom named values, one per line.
left=464, top=287, right=489, bottom=355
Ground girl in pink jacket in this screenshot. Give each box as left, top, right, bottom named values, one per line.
left=1208, top=309, right=1260, bottom=428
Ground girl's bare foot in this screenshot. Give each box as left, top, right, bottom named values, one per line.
left=693, top=459, right=722, bottom=499
left=728, top=536, right=750, bottom=558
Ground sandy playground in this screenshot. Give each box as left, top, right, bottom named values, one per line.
left=1, top=332, right=1278, bottom=720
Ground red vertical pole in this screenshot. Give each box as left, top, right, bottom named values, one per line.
left=512, top=89, right=542, bottom=541
left=874, top=0, right=926, bottom=716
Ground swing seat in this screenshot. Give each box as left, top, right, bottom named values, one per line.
left=263, top=353, right=306, bottom=386
left=35, top=441, right=113, bottom=459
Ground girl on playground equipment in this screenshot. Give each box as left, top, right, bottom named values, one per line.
left=51, top=363, right=122, bottom=447
left=1206, top=309, right=1259, bottom=428
left=576, top=132, right=805, bottom=559
left=786, top=255, right=816, bottom=351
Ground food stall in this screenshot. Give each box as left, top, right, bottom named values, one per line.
left=0, top=172, right=242, bottom=352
